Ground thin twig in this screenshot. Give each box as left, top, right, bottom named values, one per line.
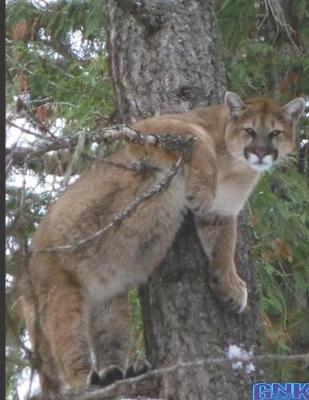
left=257, top=0, right=269, bottom=32
left=17, top=95, right=60, bottom=141
left=6, top=119, right=51, bottom=141
left=25, top=366, right=35, bottom=400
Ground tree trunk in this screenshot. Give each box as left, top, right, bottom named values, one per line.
left=105, top=0, right=226, bottom=121
left=105, top=1, right=266, bottom=398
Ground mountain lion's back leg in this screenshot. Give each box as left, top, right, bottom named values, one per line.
left=20, top=280, right=62, bottom=398
left=88, top=292, right=133, bottom=386
left=29, top=257, right=92, bottom=390
left=42, top=282, right=92, bottom=388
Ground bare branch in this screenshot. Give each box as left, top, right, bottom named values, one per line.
left=6, top=125, right=194, bottom=172
left=54, top=353, right=309, bottom=400
left=265, top=0, right=302, bottom=54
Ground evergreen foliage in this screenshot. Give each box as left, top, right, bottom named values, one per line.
left=217, top=0, right=309, bottom=99
left=216, top=0, right=309, bottom=380
left=250, top=167, right=309, bottom=380
left=6, top=0, right=113, bottom=133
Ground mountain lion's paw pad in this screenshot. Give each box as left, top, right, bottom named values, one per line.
left=125, top=360, right=151, bottom=379
left=96, top=365, right=124, bottom=387
left=210, top=272, right=248, bottom=313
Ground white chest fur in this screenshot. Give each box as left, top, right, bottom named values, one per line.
left=211, top=168, right=259, bottom=216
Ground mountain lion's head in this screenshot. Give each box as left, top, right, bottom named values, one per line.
left=224, top=92, right=306, bottom=172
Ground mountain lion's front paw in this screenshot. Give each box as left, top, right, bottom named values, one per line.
left=87, top=360, right=151, bottom=388
left=209, top=270, right=247, bottom=313
left=186, top=186, right=214, bottom=216
left=124, top=359, right=151, bottom=379
left=87, top=365, right=124, bottom=387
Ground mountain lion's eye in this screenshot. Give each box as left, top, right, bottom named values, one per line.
left=269, top=130, right=282, bottom=138
left=244, top=128, right=256, bottom=137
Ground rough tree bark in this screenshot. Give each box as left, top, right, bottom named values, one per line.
left=105, top=1, right=266, bottom=399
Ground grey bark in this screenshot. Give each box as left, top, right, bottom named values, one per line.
left=105, top=1, right=267, bottom=399
left=105, top=0, right=226, bottom=121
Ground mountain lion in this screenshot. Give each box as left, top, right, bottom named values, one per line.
left=20, top=92, right=305, bottom=397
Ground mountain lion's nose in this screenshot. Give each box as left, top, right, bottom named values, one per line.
left=252, top=147, right=270, bottom=160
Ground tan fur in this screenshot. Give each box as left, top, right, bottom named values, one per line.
left=20, top=93, right=304, bottom=396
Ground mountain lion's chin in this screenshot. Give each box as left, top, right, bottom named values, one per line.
left=249, top=161, right=272, bottom=172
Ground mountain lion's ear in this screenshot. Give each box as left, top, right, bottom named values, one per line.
left=283, top=97, right=306, bottom=123
left=224, top=91, right=246, bottom=119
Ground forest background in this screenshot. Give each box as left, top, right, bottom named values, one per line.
left=5, top=0, right=309, bottom=398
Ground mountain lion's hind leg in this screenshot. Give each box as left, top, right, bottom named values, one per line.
left=195, top=215, right=248, bottom=313
left=20, top=287, right=62, bottom=398
left=42, top=282, right=92, bottom=388
left=88, top=293, right=132, bottom=387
